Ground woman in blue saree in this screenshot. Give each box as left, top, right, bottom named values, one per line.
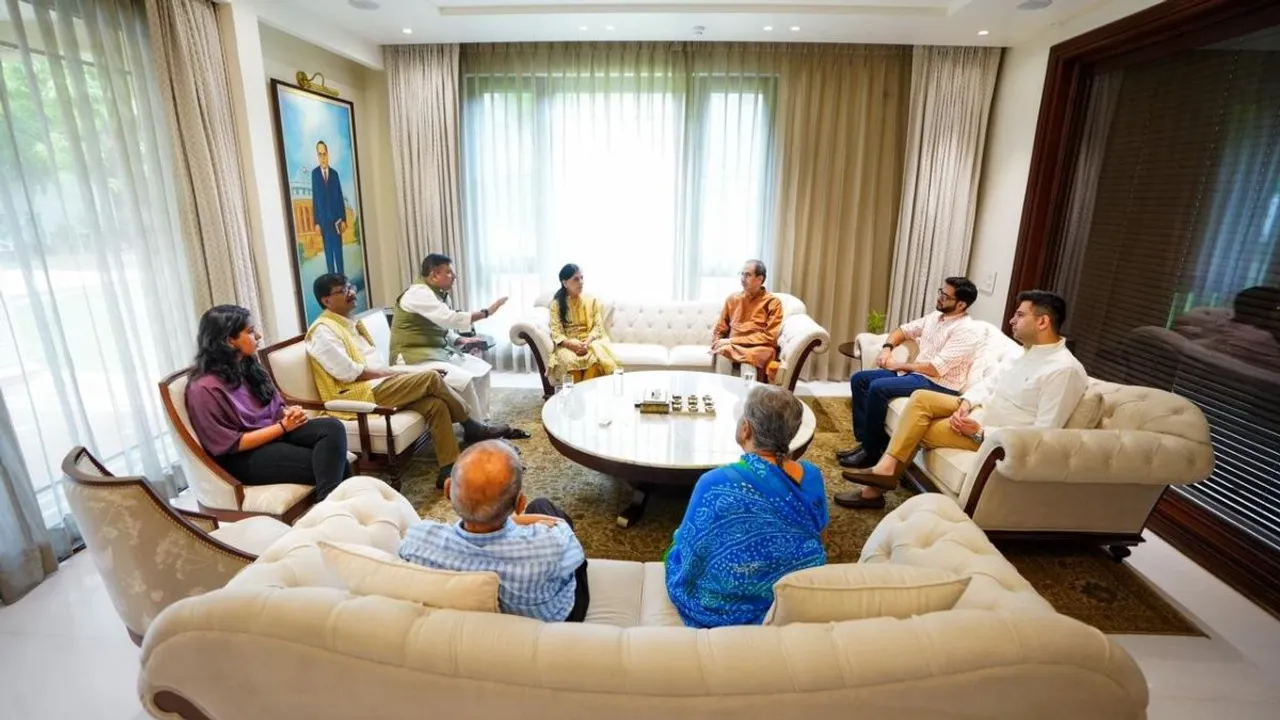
left=665, top=384, right=828, bottom=628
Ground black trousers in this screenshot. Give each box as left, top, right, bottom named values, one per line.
left=525, top=497, right=590, bottom=623
left=217, top=417, right=351, bottom=502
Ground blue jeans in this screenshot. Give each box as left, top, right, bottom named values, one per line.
left=849, top=369, right=957, bottom=461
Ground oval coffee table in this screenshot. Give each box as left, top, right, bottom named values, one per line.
left=542, top=370, right=816, bottom=527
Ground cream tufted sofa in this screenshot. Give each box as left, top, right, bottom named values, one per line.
left=138, top=479, right=1148, bottom=719
left=510, top=293, right=829, bottom=396
left=853, top=323, right=1215, bottom=556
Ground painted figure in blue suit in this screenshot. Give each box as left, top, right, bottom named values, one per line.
left=311, top=141, right=347, bottom=275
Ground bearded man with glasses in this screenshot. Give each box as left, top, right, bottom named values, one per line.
left=835, top=277, right=983, bottom=480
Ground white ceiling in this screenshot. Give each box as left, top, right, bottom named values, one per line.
left=238, top=0, right=1114, bottom=48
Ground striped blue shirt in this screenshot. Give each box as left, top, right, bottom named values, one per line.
left=398, top=517, right=585, bottom=622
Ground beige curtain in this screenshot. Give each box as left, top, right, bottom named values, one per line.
left=145, top=0, right=264, bottom=333
left=887, top=46, right=1001, bottom=327
left=385, top=45, right=465, bottom=304
left=769, top=45, right=913, bottom=381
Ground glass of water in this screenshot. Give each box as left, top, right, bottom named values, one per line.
left=613, top=368, right=625, bottom=396
left=741, top=365, right=757, bottom=384
left=561, top=374, right=574, bottom=393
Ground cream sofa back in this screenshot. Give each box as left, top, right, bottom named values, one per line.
left=139, top=481, right=1148, bottom=720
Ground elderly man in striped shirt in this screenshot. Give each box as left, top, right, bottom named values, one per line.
left=836, top=277, right=984, bottom=481
left=399, top=440, right=589, bottom=622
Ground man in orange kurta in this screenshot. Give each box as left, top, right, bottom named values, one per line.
left=712, top=260, right=784, bottom=376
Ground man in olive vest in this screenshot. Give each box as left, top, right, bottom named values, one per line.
left=389, top=253, right=505, bottom=418
left=306, top=273, right=518, bottom=487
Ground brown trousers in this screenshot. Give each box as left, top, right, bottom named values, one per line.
left=372, top=371, right=468, bottom=466
left=886, top=390, right=981, bottom=465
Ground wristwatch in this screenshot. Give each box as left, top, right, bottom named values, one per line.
left=481, top=308, right=490, bottom=318
left=972, top=430, right=985, bottom=444
left=882, top=343, right=895, bottom=350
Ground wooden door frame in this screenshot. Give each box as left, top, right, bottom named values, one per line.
left=1005, top=0, right=1280, bottom=620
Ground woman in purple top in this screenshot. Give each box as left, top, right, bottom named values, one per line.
left=185, top=305, right=350, bottom=501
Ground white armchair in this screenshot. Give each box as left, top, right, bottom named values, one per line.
left=511, top=293, right=830, bottom=396
left=851, top=326, right=1215, bottom=557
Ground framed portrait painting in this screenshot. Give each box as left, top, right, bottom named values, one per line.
left=270, top=79, right=372, bottom=326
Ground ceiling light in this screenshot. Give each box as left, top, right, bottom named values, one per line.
left=1017, top=0, right=1054, bottom=9
left=401, top=28, right=413, bottom=35
left=790, top=26, right=800, bottom=32
left=978, top=30, right=989, bottom=36
left=763, top=26, right=773, bottom=31
left=579, top=25, right=588, bottom=31
left=348, top=0, right=379, bottom=9
left=606, top=25, right=615, bottom=31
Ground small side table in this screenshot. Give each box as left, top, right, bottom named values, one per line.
left=837, top=341, right=859, bottom=361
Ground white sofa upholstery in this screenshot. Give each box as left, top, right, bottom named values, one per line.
left=139, top=478, right=1147, bottom=720
left=852, top=323, right=1215, bottom=549
left=510, top=293, right=829, bottom=395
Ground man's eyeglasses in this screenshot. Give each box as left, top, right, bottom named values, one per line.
left=327, top=283, right=356, bottom=297
left=937, top=288, right=956, bottom=301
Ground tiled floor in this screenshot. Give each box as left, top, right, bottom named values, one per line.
left=2, top=375, right=1278, bottom=718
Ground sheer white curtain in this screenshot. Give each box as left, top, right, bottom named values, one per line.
left=459, top=43, right=775, bottom=370
left=0, top=0, right=195, bottom=557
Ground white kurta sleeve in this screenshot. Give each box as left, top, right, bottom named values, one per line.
left=399, top=285, right=473, bottom=333
left=305, top=325, right=364, bottom=383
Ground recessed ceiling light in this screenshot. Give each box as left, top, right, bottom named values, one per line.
left=978, top=30, right=989, bottom=36
left=790, top=26, right=800, bottom=32
left=401, top=28, right=413, bottom=35
left=1017, top=0, right=1054, bottom=9
left=606, top=25, right=615, bottom=31
left=348, top=0, right=379, bottom=9
left=579, top=25, right=588, bottom=31
left=763, top=26, right=773, bottom=31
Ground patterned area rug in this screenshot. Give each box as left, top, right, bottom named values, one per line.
left=388, top=387, right=1202, bottom=636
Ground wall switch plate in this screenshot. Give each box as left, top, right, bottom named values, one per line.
left=980, top=270, right=997, bottom=295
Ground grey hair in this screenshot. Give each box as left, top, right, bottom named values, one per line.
left=746, top=259, right=767, bottom=280
left=742, top=385, right=802, bottom=461
left=449, top=441, right=523, bottom=526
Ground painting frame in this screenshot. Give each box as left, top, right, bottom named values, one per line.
left=269, top=78, right=374, bottom=329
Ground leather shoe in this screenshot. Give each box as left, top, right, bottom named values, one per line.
left=837, top=449, right=873, bottom=469
left=833, top=491, right=886, bottom=509
left=840, top=469, right=899, bottom=491
left=835, top=446, right=862, bottom=459
left=435, top=464, right=453, bottom=490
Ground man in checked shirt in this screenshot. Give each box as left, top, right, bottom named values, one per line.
left=399, top=441, right=589, bottom=622
left=835, top=278, right=984, bottom=487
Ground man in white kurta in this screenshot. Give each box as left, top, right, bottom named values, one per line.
left=388, top=253, right=508, bottom=419
left=835, top=290, right=1089, bottom=510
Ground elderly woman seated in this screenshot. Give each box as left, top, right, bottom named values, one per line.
left=664, top=384, right=828, bottom=628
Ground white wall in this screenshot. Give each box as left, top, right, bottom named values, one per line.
left=257, top=24, right=404, bottom=318
left=966, top=0, right=1164, bottom=326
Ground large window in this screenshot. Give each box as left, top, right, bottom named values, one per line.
left=460, top=47, right=776, bottom=367
left=0, top=0, right=195, bottom=539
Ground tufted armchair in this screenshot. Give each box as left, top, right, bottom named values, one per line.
left=853, top=324, right=1215, bottom=557
left=511, top=293, right=830, bottom=397
left=139, top=482, right=1147, bottom=720
left=60, top=447, right=290, bottom=646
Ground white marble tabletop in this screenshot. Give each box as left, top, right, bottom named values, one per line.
left=541, top=370, right=816, bottom=471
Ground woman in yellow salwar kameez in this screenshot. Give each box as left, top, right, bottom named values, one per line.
left=547, top=264, right=620, bottom=386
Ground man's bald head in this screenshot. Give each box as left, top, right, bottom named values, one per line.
left=448, top=440, right=523, bottom=527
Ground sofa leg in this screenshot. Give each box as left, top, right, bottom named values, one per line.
left=1106, top=545, right=1132, bottom=562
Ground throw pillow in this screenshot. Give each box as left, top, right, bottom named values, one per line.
left=318, top=541, right=499, bottom=613
left=763, top=564, right=971, bottom=626
left=1065, top=388, right=1105, bottom=430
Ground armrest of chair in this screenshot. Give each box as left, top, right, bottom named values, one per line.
left=775, top=314, right=829, bottom=390
left=852, top=332, right=918, bottom=371
left=509, top=309, right=554, bottom=364
left=324, top=399, right=379, bottom=414
left=968, top=426, right=1215, bottom=487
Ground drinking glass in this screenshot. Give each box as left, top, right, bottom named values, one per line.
left=613, top=368, right=625, bottom=396
left=741, top=365, right=757, bottom=384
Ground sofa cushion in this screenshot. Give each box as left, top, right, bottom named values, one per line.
left=342, top=410, right=427, bottom=456
left=582, top=559, right=645, bottom=628
left=764, top=564, right=970, bottom=626
left=639, top=561, right=685, bottom=627
left=609, top=343, right=670, bottom=368
left=318, top=540, right=499, bottom=612
left=241, top=484, right=314, bottom=515
left=920, top=447, right=976, bottom=496
left=209, top=516, right=292, bottom=556
left=667, top=345, right=715, bottom=369
left=1065, top=387, right=1104, bottom=429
